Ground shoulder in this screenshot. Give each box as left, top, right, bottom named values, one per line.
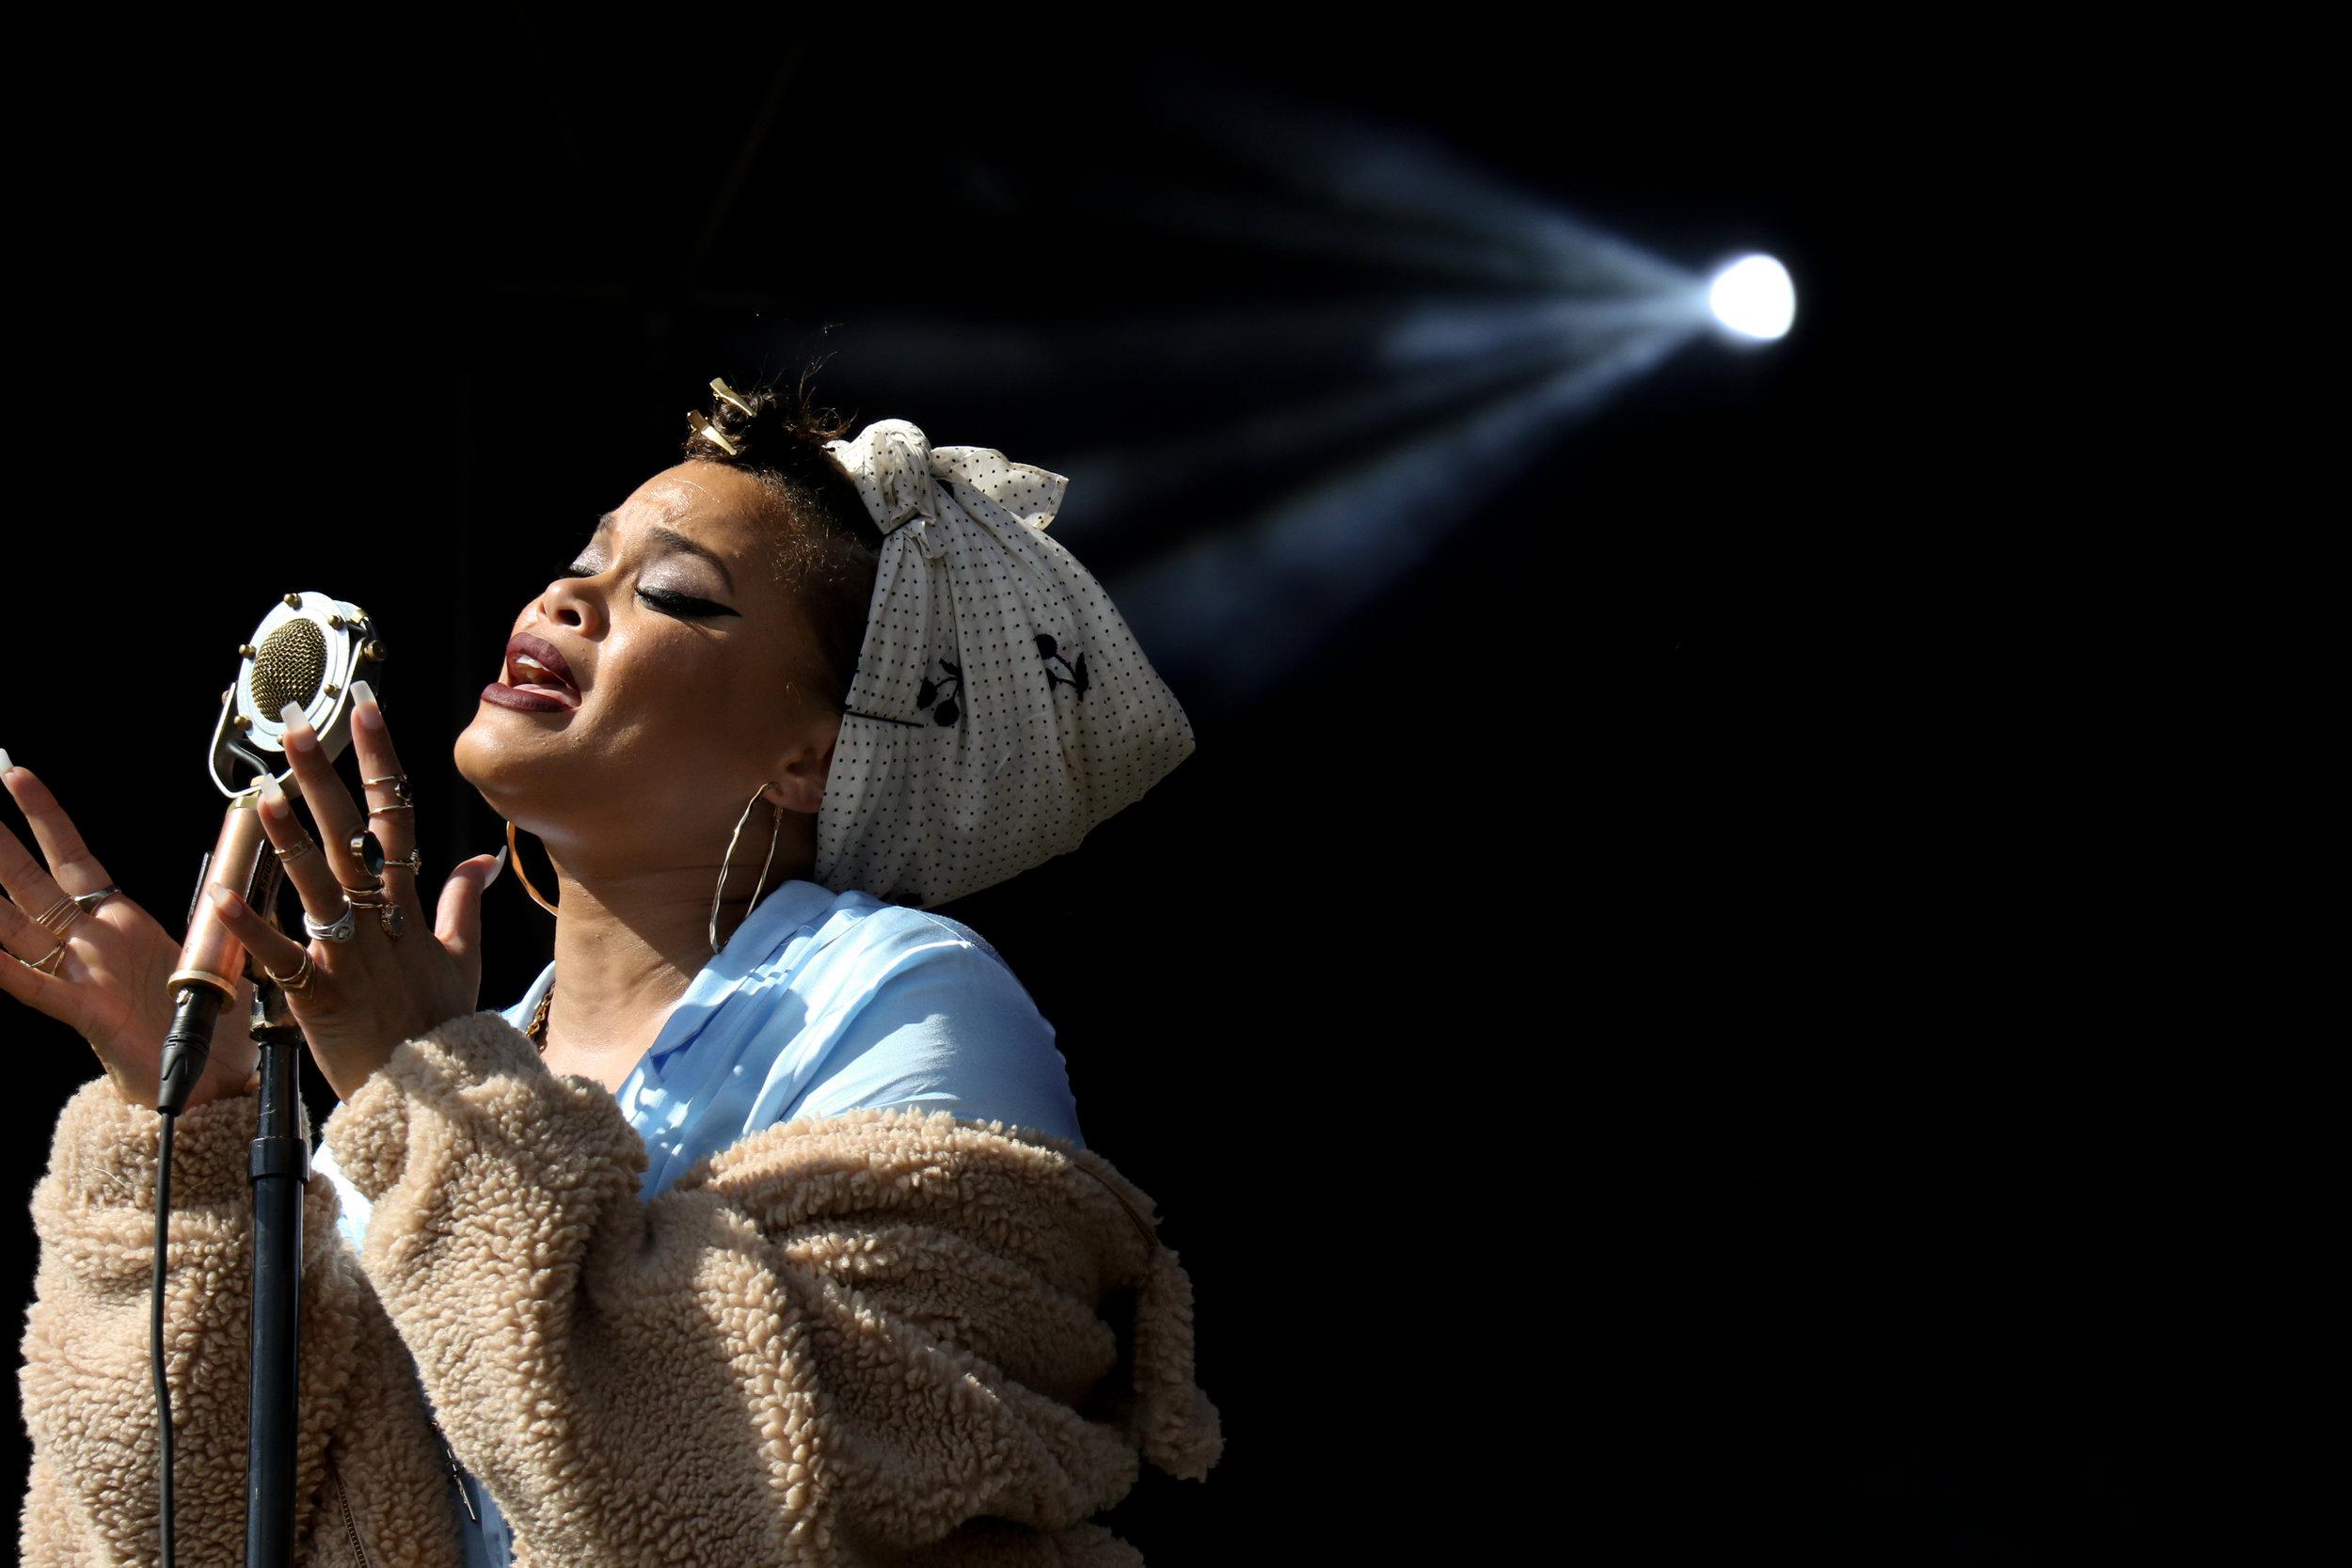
left=787, top=903, right=1085, bottom=1146
left=814, top=899, right=1033, bottom=1001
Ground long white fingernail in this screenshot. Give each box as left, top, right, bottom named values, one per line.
left=486, top=844, right=508, bottom=887
left=279, top=701, right=315, bottom=751
left=258, top=770, right=285, bottom=803
left=0, top=746, right=13, bottom=777
left=350, top=678, right=382, bottom=731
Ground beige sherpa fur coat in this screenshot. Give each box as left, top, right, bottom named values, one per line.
left=18, top=1009, right=1221, bottom=1566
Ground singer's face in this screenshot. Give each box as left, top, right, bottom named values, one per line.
left=453, top=462, right=841, bottom=856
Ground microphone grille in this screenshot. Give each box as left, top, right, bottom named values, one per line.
left=253, top=618, right=328, bottom=715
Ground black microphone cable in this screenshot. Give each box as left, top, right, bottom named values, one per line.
left=153, top=1108, right=177, bottom=1568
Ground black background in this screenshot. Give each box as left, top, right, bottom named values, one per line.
left=1, top=23, right=2294, bottom=1565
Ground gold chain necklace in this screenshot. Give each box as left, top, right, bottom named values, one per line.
left=528, top=984, right=553, bottom=1053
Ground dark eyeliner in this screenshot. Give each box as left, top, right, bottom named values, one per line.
left=639, top=588, right=734, bottom=618
left=556, top=561, right=733, bottom=618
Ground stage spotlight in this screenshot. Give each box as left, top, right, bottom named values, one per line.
left=1707, top=254, right=1796, bottom=341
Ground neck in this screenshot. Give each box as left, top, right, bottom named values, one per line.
left=536, top=848, right=809, bottom=1060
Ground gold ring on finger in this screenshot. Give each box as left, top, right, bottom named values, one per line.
left=347, top=830, right=389, bottom=881
left=263, top=947, right=316, bottom=994
left=364, top=773, right=414, bottom=808
left=381, top=847, right=424, bottom=876
left=273, top=836, right=317, bottom=866
left=33, top=896, right=82, bottom=937
left=344, top=899, right=407, bottom=938
left=342, top=881, right=405, bottom=938
left=31, top=941, right=68, bottom=974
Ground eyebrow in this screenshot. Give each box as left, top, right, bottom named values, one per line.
left=593, top=512, right=737, bottom=594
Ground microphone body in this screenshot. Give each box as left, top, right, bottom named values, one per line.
left=156, top=792, right=273, bottom=1116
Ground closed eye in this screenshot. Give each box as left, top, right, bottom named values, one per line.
left=556, top=562, right=739, bottom=619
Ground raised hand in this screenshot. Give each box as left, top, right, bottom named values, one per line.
left=1, top=757, right=261, bottom=1110
left=199, top=681, right=504, bottom=1101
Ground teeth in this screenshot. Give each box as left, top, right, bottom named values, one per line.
left=513, top=654, right=567, bottom=688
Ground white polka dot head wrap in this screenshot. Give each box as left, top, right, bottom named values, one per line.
left=811, top=418, right=1196, bottom=910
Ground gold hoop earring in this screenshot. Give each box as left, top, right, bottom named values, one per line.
left=505, top=819, right=560, bottom=916
left=708, top=783, right=784, bottom=956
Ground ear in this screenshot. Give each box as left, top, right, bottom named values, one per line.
left=765, top=710, right=841, bottom=816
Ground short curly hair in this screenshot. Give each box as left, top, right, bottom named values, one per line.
left=678, top=356, right=883, bottom=715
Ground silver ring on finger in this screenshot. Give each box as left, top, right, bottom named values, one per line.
left=304, top=900, right=358, bottom=943
left=33, top=896, right=82, bottom=937
left=31, top=940, right=68, bottom=974
left=70, top=887, right=120, bottom=915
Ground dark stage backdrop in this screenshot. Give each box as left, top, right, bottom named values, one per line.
left=2, top=24, right=2283, bottom=1565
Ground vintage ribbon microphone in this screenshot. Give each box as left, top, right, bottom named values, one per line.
left=152, top=590, right=384, bottom=1568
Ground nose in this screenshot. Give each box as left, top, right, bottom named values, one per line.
left=533, top=571, right=604, bottom=636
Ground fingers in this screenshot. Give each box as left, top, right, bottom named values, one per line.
left=0, top=828, right=83, bottom=1019
left=203, top=886, right=318, bottom=1001
left=349, top=681, right=412, bottom=852
left=0, top=795, right=78, bottom=971
left=1, top=773, right=74, bottom=927
left=0, top=764, right=113, bottom=906
left=0, top=931, right=79, bottom=1019
left=0, top=885, right=72, bottom=973
left=275, top=703, right=372, bottom=891
left=253, top=771, right=352, bottom=932
left=278, top=691, right=426, bottom=932
left=347, top=682, right=426, bottom=915
left=435, top=854, right=501, bottom=994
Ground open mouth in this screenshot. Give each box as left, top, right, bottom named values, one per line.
left=503, top=659, right=579, bottom=705
left=501, top=633, right=581, bottom=706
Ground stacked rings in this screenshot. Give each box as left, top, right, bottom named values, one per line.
left=24, top=893, right=85, bottom=974
left=304, top=901, right=358, bottom=943
left=342, top=833, right=406, bottom=938
left=264, top=947, right=316, bottom=994
left=364, top=773, right=414, bottom=812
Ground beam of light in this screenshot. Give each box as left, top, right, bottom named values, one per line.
left=1025, top=303, right=1693, bottom=533
left=799, top=293, right=1692, bottom=404
left=745, top=62, right=1771, bottom=720
left=1105, top=321, right=1704, bottom=717
left=1030, top=179, right=1666, bottom=295
left=1708, top=254, right=1796, bottom=341
left=1123, top=61, right=1693, bottom=296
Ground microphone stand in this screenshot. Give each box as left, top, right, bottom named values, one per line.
left=154, top=589, right=382, bottom=1566
left=242, top=809, right=305, bottom=1568
left=245, top=1005, right=305, bottom=1566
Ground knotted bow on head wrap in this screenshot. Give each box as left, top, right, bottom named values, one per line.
left=813, top=419, right=1195, bottom=910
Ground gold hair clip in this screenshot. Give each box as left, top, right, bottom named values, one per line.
left=686, top=376, right=757, bottom=457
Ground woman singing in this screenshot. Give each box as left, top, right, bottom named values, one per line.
left=2, top=369, right=1221, bottom=1566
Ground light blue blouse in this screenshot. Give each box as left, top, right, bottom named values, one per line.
left=310, top=878, right=1085, bottom=1567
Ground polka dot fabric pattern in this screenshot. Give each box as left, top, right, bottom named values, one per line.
left=816, top=418, right=1196, bottom=910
